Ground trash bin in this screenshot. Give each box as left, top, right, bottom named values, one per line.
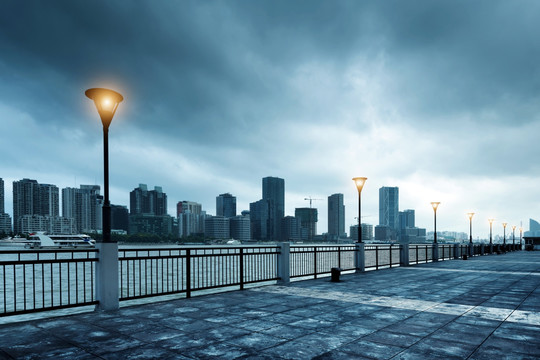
left=462, top=254, right=468, bottom=260
left=331, top=267, right=342, bottom=282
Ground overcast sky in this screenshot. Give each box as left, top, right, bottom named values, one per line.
left=1, top=0, right=539, bottom=239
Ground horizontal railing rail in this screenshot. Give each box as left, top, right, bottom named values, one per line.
left=409, top=244, right=433, bottom=264
left=0, top=249, right=98, bottom=316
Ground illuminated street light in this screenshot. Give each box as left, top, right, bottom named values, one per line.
left=85, top=88, right=124, bottom=243
left=85, top=87, right=123, bottom=311
left=431, top=202, right=440, bottom=244
left=352, top=177, right=367, bottom=243
left=512, top=225, right=516, bottom=245
left=467, top=213, right=475, bottom=244
left=502, top=222, right=508, bottom=246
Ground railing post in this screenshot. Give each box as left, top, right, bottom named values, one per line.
left=432, top=243, right=439, bottom=262
left=239, top=248, right=244, bottom=290
left=355, top=243, right=365, bottom=273
left=95, top=242, right=119, bottom=311
left=186, top=249, right=191, bottom=298
left=480, top=244, right=485, bottom=256
left=453, top=243, right=459, bottom=259
left=400, top=243, right=409, bottom=267
left=277, top=243, right=290, bottom=284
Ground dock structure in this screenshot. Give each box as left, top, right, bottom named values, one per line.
left=1, top=251, right=539, bottom=359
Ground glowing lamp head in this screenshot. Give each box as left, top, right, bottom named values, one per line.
left=467, top=212, right=475, bottom=220
left=488, top=218, right=495, bottom=225
left=431, top=202, right=440, bottom=212
left=352, top=177, right=368, bottom=193
left=85, top=88, right=123, bottom=129
left=502, top=222, right=508, bottom=228
left=512, top=225, right=516, bottom=230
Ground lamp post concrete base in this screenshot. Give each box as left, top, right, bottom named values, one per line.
left=277, top=242, right=290, bottom=284
left=432, top=244, right=439, bottom=262
left=400, top=244, right=409, bottom=267
left=355, top=243, right=365, bottom=272
left=95, top=242, right=119, bottom=311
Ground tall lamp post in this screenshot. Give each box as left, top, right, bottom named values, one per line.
left=512, top=225, right=516, bottom=246
left=488, top=219, right=494, bottom=245
left=86, top=87, right=123, bottom=310
left=431, top=202, right=440, bottom=243
left=352, top=177, right=367, bottom=243
left=520, top=227, right=523, bottom=248
left=467, top=213, right=475, bottom=244
left=502, top=222, right=507, bottom=245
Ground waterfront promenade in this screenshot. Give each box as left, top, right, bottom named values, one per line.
left=0, top=251, right=538, bottom=359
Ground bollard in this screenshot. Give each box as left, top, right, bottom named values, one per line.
left=331, top=267, right=342, bottom=282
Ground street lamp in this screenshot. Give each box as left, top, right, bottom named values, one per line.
left=512, top=225, right=516, bottom=245
left=85, top=88, right=124, bottom=243
left=502, top=222, right=508, bottom=246
left=431, top=202, right=440, bottom=243
left=352, top=177, right=367, bottom=243
left=85, top=87, right=123, bottom=311
left=520, top=226, right=523, bottom=247
left=467, top=213, right=474, bottom=244
left=488, top=219, right=495, bottom=245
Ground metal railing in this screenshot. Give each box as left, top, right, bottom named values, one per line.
left=118, top=246, right=280, bottom=301
left=0, top=248, right=98, bottom=316
left=290, top=245, right=355, bottom=279
left=1, top=242, right=521, bottom=317
left=365, top=244, right=401, bottom=270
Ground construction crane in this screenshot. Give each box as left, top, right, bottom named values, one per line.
left=304, top=197, right=322, bottom=242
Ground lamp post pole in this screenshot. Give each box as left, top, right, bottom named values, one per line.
left=85, top=88, right=123, bottom=311
left=520, top=227, right=523, bottom=248
left=488, top=219, right=494, bottom=245
left=502, top=223, right=507, bottom=249
left=431, top=202, right=440, bottom=244
left=352, top=177, right=367, bottom=243
left=467, top=213, right=475, bottom=244
left=512, top=225, right=516, bottom=246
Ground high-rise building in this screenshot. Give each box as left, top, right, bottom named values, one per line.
left=328, top=193, right=345, bottom=239
left=13, top=179, right=62, bottom=234
left=177, top=201, right=202, bottom=217
left=111, top=205, right=129, bottom=232
left=281, top=216, right=301, bottom=242
left=398, top=209, right=426, bottom=243
left=350, top=223, right=373, bottom=242
left=216, top=193, right=236, bottom=218
left=204, top=216, right=230, bottom=239
left=263, top=176, right=285, bottom=241
left=0, top=178, right=10, bottom=234
left=62, top=185, right=102, bottom=233
left=230, top=215, right=250, bottom=242
left=130, top=184, right=167, bottom=216
left=249, top=199, right=269, bottom=241
left=295, top=207, right=317, bottom=241
left=379, top=186, right=399, bottom=240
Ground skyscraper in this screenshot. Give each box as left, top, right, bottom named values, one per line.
left=62, top=185, right=102, bottom=233
left=216, top=193, right=236, bottom=218
left=130, top=184, right=167, bottom=216
left=13, top=179, right=61, bottom=233
left=328, top=193, right=345, bottom=239
left=295, top=207, right=317, bottom=241
left=379, top=186, right=399, bottom=234
left=249, top=199, right=268, bottom=241
left=263, top=176, right=285, bottom=241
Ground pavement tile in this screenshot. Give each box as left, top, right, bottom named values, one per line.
left=224, top=332, right=287, bottom=351
left=318, top=323, right=377, bottom=339
left=260, top=332, right=352, bottom=360
left=259, top=324, right=316, bottom=340
left=102, top=344, right=192, bottom=360
left=181, top=342, right=252, bottom=359
left=337, top=339, right=405, bottom=359
left=362, top=330, right=422, bottom=348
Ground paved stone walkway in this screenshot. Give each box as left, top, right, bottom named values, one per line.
left=1, top=251, right=539, bottom=359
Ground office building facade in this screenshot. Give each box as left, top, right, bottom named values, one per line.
left=378, top=186, right=399, bottom=241
left=216, top=193, right=236, bottom=218
left=130, top=184, right=167, bottom=216
left=328, top=193, right=345, bottom=239
left=262, top=176, right=285, bottom=241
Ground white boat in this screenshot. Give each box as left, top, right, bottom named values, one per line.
left=0, top=233, right=96, bottom=248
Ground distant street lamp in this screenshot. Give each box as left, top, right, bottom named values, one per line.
left=467, top=213, right=475, bottom=244
left=85, top=87, right=123, bottom=311
left=352, top=177, right=367, bottom=243
left=85, top=88, right=124, bottom=243
left=520, top=227, right=523, bottom=247
left=488, top=219, right=495, bottom=245
left=431, top=202, right=440, bottom=244
left=512, top=225, right=516, bottom=245
left=502, top=222, right=508, bottom=245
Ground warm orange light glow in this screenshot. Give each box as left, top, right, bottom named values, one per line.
left=488, top=218, right=495, bottom=225
left=467, top=212, right=475, bottom=220
left=512, top=225, right=516, bottom=230
left=431, top=202, right=440, bottom=212
left=85, top=88, right=124, bottom=128
left=502, top=222, right=508, bottom=228
left=352, top=177, right=367, bottom=193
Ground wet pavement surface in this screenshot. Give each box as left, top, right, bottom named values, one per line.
left=1, top=251, right=539, bottom=359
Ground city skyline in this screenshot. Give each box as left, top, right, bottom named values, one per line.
left=1, top=1, right=538, bottom=238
